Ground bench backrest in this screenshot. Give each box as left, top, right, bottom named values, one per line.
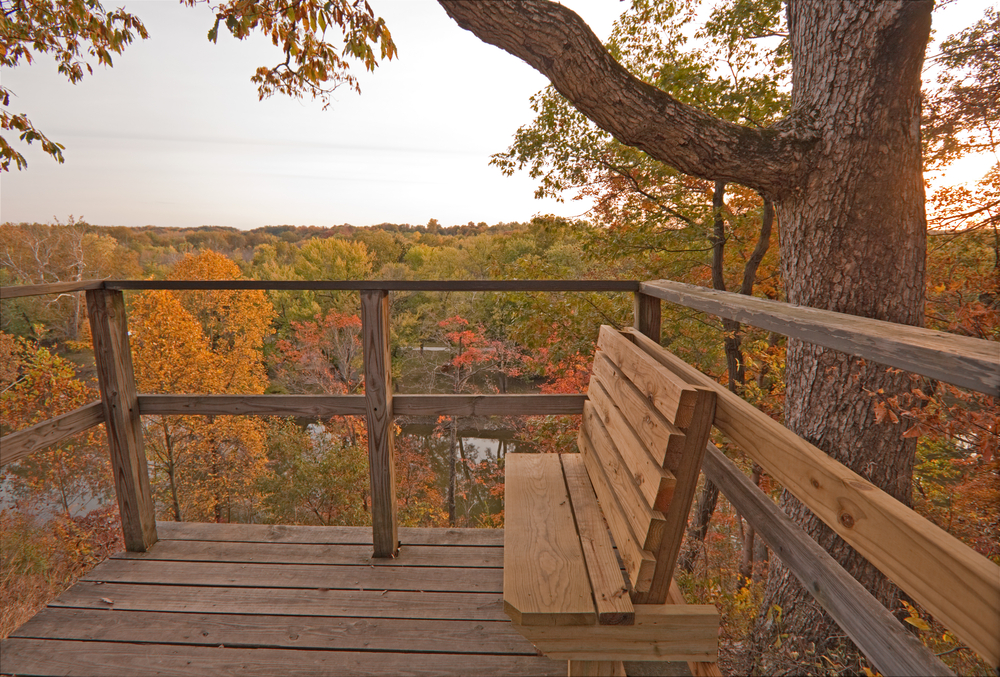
left=578, top=326, right=717, bottom=604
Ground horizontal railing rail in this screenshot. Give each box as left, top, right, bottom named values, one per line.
left=641, top=279, right=999, bottom=396
left=0, top=401, right=105, bottom=466
left=2, top=278, right=997, bottom=673
left=136, top=393, right=587, bottom=417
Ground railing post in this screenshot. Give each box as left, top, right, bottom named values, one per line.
left=86, top=289, right=157, bottom=552
left=361, top=289, right=398, bottom=557
left=633, top=291, right=661, bottom=344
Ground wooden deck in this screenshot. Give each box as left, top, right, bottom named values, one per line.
left=1, top=523, right=564, bottom=676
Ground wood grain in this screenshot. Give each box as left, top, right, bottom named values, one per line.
left=592, top=353, right=687, bottom=469
left=503, top=453, right=596, bottom=627
left=0, top=279, right=104, bottom=299
left=628, top=339, right=715, bottom=605
left=361, top=290, right=397, bottom=558
left=112, top=539, right=502, bottom=568
left=82, top=559, right=503, bottom=594
left=632, top=292, right=661, bottom=344
left=136, top=394, right=587, bottom=417
left=597, top=325, right=697, bottom=427
left=561, top=454, right=634, bottom=626
left=11, top=608, right=534, bottom=655
left=588, top=376, right=676, bottom=512
left=577, top=426, right=656, bottom=593
left=0, top=401, right=104, bottom=466
left=515, top=604, right=718, bottom=662
left=86, top=289, right=157, bottom=552
left=582, top=402, right=665, bottom=553
left=52, top=581, right=506, bottom=621
left=702, top=443, right=952, bottom=677
left=626, top=327, right=1000, bottom=667
left=154, top=522, right=503, bottom=547
left=0, top=639, right=565, bottom=676
left=640, top=279, right=999, bottom=396
left=665, top=580, right=723, bottom=677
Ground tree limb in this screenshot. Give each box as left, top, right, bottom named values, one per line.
left=437, top=0, right=813, bottom=199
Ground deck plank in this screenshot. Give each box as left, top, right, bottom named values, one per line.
left=0, top=639, right=565, bottom=676
left=11, top=608, right=531, bottom=654
left=52, top=582, right=506, bottom=620
left=155, top=522, right=504, bottom=546
left=83, top=559, right=502, bottom=593
left=1, top=523, right=561, bottom=677
left=113, top=539, right=501, bottom=567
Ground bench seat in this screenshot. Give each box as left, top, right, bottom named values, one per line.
left=503, top=327, right=721, bottom=673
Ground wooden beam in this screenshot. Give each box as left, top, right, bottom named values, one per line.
left=361, top=289, right=398, bottom=558
left=86, top=289, right=157, bottom=553
left=514, top=604, right=718, bottom=662
left=504, top=453, right=596, bottom=627
left=136, top=393, right=586, bottom=417
left=591, top=353, right=687, bottom=470
left=561, top=454, right=634, bottom=626
left=393, top=394, right=587, bottom=416
left=0, top=280, right=105, bottom=299
left=626, top=327, right=1000, bottom=668
left=0, top=402, right=104, bottom=466
left=701, top=443, right=953, bottom=677
left=138, top=395, right=368, bottom=417
left=640, top=279, right=999, bottom=396
left=597, top=326, right=698, bottom=428
left=632, top=291, right=661, bottom=344
left=587, top=376, right=676, bottom=512
left=578, top=418, right=656, bottom=593
left=105, top=280, right=640, bottom=292
left=665, top=581, right=723, bottom=677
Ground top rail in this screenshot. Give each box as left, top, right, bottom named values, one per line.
left=641, top=280, right=1000, bottom=397
left=0, top=280, right=106, bottom=299
left=106, top=280, right=641, bottom=292
left=1, top=280, right=640, bottom=299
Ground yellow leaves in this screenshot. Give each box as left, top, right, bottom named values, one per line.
left=902, top=601, right=931, bottom=632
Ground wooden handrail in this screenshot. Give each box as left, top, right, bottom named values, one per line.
left=0, top=280, right=105, bottom=299
left=702, top=443, right=952, bottom=677
left=105, top=279, right=642, bottom=292
left=0, top=402, right=105, bottom=466
left=640, top=279, right=999, bottom=396
left=627, top=328, right=1000, bottom=668
left=136, top=394, right=587, bottom=417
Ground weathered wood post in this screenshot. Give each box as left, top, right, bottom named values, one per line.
left=86, top=288, right=157, bottom=552
left=633, top=290, right=661, bottom=344
left=361, top=289, right=398, bottom=557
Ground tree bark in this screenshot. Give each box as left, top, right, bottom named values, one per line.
left=439, top=0, right=932, bottom=668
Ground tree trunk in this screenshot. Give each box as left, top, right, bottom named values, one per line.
left=753, top=4, right=931, bottom=670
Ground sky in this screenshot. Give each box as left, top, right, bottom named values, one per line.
left=0, top=0, right=993, bottom=231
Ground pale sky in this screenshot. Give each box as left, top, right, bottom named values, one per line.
left=0, top=0, right=992, bottom=231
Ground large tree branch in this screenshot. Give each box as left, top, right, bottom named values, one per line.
left=438, top=0, right=813, bottom=199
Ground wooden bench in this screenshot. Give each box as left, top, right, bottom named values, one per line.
left=504, top=326, right=721, bottom=676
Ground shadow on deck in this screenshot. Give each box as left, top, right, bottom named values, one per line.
left=1, top=523, right=564, bottom=676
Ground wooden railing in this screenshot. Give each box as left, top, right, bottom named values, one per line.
left=1, top=278, right=997, bottom=677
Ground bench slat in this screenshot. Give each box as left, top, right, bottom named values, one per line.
left=624, top=333, right=717, bottom=605
left=578, top=422, right=657, bottom=593
left=598, top=326, right=698, bottom=428
left=504, top=454, right=596, bottom=626
left=561, top=454, right=635, bottom=626
left=588, top=375, right=676, bottom=512
left=592, top=353, right=687, bottom=470
left=582, top=403, right=667, bottom=554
